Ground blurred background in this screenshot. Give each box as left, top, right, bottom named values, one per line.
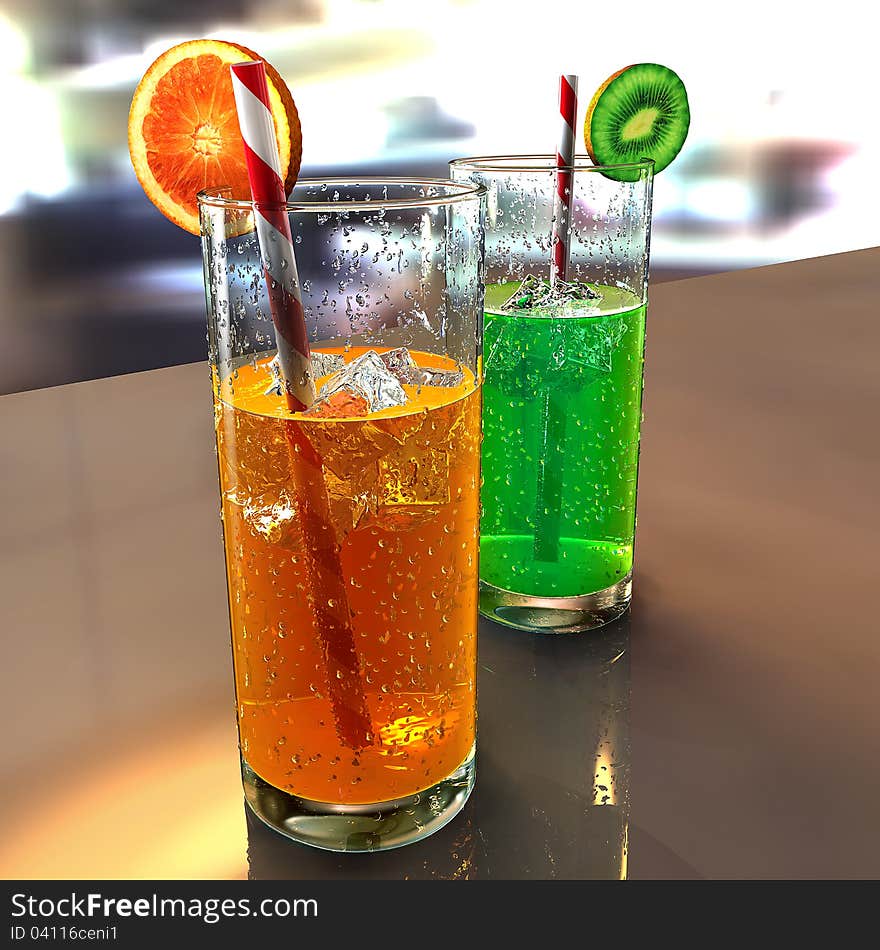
left=0, top=0, right=877, bottom=395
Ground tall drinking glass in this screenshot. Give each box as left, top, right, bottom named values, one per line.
left=199, top=178, right=486, bottom=851
left=451, top=156, right=653, bottom=633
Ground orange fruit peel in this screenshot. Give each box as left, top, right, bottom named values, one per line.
left=128, top=39, right=302, bottom=235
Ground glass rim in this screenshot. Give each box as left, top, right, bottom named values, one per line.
left=450, top=153, right=655, bottom=174
left=197, top=176, right=487, bottom=213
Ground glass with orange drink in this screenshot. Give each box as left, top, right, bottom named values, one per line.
left=199, top=179, right=485, bottom=851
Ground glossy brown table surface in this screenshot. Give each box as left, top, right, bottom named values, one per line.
left=2, top=248, right=878, bottom=880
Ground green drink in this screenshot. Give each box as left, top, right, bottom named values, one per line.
left=481, top=281, right=646, bottom=599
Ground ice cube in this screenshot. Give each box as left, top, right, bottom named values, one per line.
left=571, top=320, right=629, bottom=374
left=232, top=491, right=304, bottom=550
left=379, top=448, right=450, bottom=506
left=399, top=366, right=465, bottom=388
left=217, top=406, right=292, bottom=499
left=379, top=346, right=464, bottom=388
left=305, top=389, right=369, bottom=418
left=373, top=447, right=450, bottom=532
left=311, top=350, right=346, bottom=380
left=324, top=464, right=380, bottom=537
left=499, top=274, right=600, bottom=312
left=369, top=409, right=428, bottom=446
left=303, top=420, right=403, bottom=479
left=306, top=350, right=408, bottom=416
left=379, top=347, right=417, bottom=378
left=486, top=294, right=627, bottom=397
left=263, top=351, right=346, bottom=396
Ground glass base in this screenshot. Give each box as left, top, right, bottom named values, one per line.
left=242, top=747, right=475, bottom=853
left=479, top=573, right=631, bottom=633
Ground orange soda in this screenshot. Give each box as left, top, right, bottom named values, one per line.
left=215, top=348, right=480, bottom=805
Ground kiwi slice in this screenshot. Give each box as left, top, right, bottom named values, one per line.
left=584, top=63, right=689, bottom=181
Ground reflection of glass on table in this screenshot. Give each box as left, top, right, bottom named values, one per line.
left=472, top=613, right=631, bottom=878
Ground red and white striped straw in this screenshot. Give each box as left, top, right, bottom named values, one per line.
left=229, top=60, right=315, bottom=411
left=229, top=60, right=372, bottom=750
left=551, top=74, right=578, bottom=286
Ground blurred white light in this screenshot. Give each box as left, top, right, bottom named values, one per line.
left=0, top=12, right=29, bottom=75
left=63, top=53, right=147, bottom=90
left=682, top=180, right=755, bottom=223
left=295, top=81, right=391, bottom=164
left=0, top=79, right=71, bottom=213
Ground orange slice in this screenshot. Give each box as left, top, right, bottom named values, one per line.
left=128, top=39, right=302, bottom=235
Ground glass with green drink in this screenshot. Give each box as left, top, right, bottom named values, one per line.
left=452, top=152, right=653, bottom=632
left=452, top=63, right=690, bottom=634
